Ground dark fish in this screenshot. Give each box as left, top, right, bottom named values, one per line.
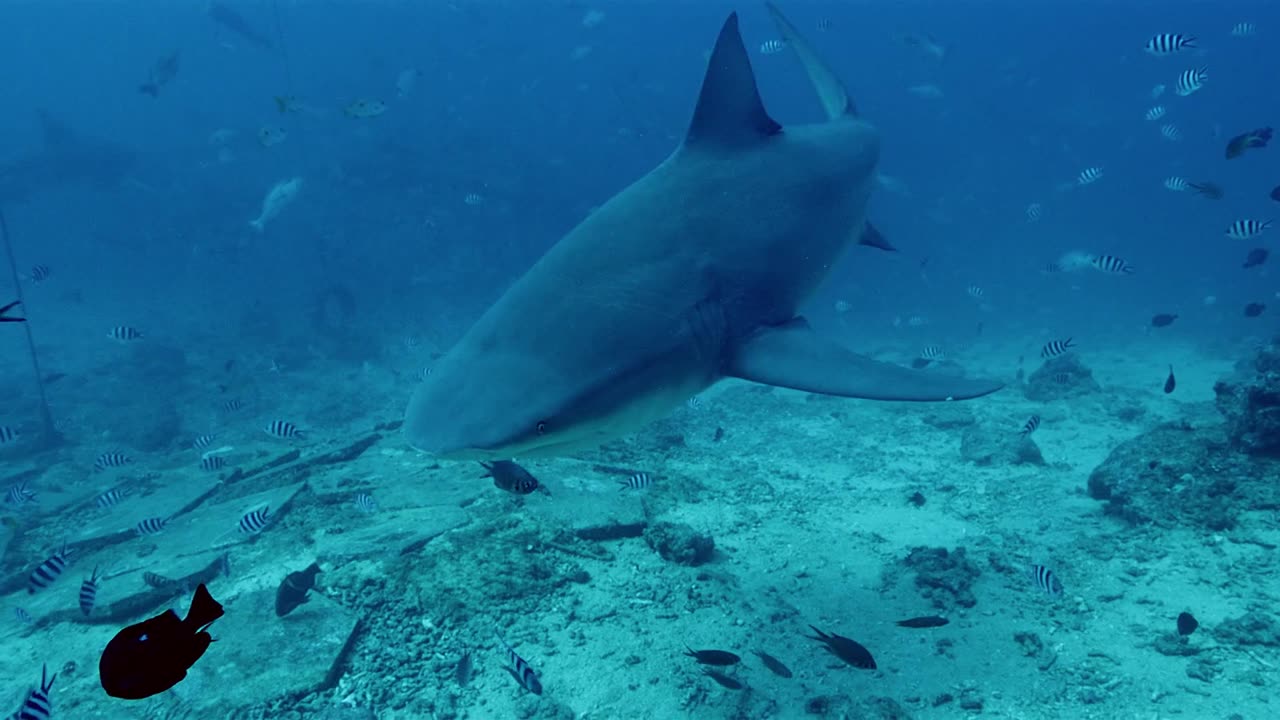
left=1052, top=372, right=1072, bottom=385
left=1, top=299, right=26, bottom=322
left=1243, top=248, right=1269, bottom=268
left=275, top=562, right=321, bottom=617
left=1244, top=302, right=1266, bottom=317
left=752, top=650, right=793, bottom=678
left=455, top=648, right=473, bottom=686
left=495, top=633, right=542, bottom=695
left=1188, top=181, right=1223, bottom=199
left=1177, top=611, right=1199, bottom=636
left=1164, top=365, right=1176, bottom=394
left=480, top=460, right=542, bottom=495
left=1151, top=313, right=1177, bottom=327
left=896, top=615, right=949, bottom=628
left=1272, top=185, right=1280, bottom=203
left=14, top=663, right=55, bottom=720
left=807, top=625, right=876, bottom=670
left=138, top=51, right=180, bottom=98
left=1224, top=127, right=1272, bottom=159
left=685, top=647, right=740, bottom=666
left=702, top=668, right=744, bottom=690
left=99, top=583, right=224, bottom=699
left=208, top=1, right=273, bottom=49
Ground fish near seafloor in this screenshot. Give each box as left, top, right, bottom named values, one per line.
left=402, top=4, right=1004, bottom=460
left=99, top=583, right=224, bottom=699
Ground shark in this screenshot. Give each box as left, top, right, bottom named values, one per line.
left=404, top=3, right=1003, bottom=460
left=0, top=110, right=138, bottom=203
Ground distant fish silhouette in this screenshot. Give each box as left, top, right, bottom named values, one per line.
left=208, top=2, right=273, bottom=49
left=1164, top=365, right=1176, bottom=394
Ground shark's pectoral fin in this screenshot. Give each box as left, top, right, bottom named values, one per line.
left=726, top=318, right=1004, bottom=401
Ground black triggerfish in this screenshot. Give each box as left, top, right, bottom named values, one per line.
left=275, top=562, right=322, bottom=617
left=99, top=583, right=224, bottom=699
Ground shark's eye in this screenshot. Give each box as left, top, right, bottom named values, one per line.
left=535, top=421, right=548, bottom=435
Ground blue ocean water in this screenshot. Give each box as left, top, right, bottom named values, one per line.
left=2, top=1, right=1280, bottom=718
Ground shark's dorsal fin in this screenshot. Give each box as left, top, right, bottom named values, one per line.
left=686, top=12, right=781, bottom=148
left=765, top=2, right=855, bottom=119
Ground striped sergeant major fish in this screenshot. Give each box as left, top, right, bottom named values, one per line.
left=107, top=326, right=144, bottom=341
left=617, top=472, right=653, bottom=491
left=135, top=517, right=168, bottom=536
left=1020, top=415, right=1041, bottom=436
left=494, top=631, right=543, bottom=695
left=27, top=264, right=51, bottom=283
left=1144, top=33, right=1196, bottom=55
left=199, top=455, right=227, bottom=472
left=1040, top=338, right=1075, bottom=359
left=1230, top=22, right=1256, bottom=37
left=1090, top=255, right=1134, bottom=274
left=264, top=420, right=304, bottom=439
left=96, top=487, right=129, bottom=508
left=1076, top=167, right=1103, bottom=185
left=27, top=545, right=71, bottom=594
left=1225, top=219, right=1271, bottom=240
left=1028, top=564, right=1064, bottom=597
left=80, top=567, right=101, bottom=616
left=911, top=344, right=945, bottom=369
left=143, top=571, right=178, bottom=589
left=191, top=434, right=216, bottom=450
left=93, top=451, right=132, bottom=472
left=353, top=493, right=378, bottom=513
left=5, top=480, right=35, bottom=506
left=1174, top=67, right=1207, bottom=96
left=1163, top=176, right=1188, bottom=191
left=1159, top=123, right=1181, bottom=141
left=0, top=426, right=20, bottom=445
left=1144, top=105, right=1165, bottom=121
left=238, top=506, right=272, bottom=534
left=10, top=663, right=55, bottom=720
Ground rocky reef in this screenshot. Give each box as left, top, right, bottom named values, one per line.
left=1214, top=336, right=1280, bottom=456
left=1088, top=339, right=1280, bottom=529
left=1024, top=353, right=1101, bottom=402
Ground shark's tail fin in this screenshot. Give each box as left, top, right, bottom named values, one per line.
left=765, top=2, right=855, bottom=120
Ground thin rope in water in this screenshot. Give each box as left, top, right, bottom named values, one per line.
left=0, top=206, right=58, bottom=445
left=269, top=0, right=310, bottom=162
